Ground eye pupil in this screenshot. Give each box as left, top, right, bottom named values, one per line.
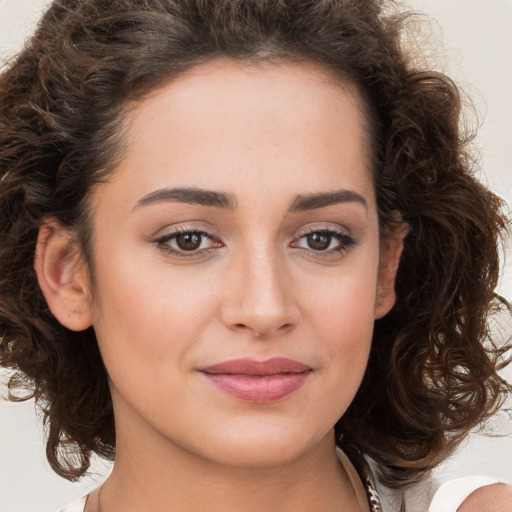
left=307, top=232, right=331, bottom=250
left=176, top=232, right=202, bottom=251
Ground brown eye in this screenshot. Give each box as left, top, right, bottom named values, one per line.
left=306, top=232, right=332, bottom=251
left=291, top=228, right=356, bottom=256
left=155, top=229, right=221, bottom=257
left=175, top=232, right=203, bottom=251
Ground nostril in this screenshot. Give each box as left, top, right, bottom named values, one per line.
left=278, top=323, right=294, bottom=333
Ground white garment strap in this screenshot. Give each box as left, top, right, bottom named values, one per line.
left=57, top=494, right=87, bottom=512
left=429, top=476, right=502, bottom=512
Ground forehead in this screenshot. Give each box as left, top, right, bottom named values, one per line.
left=126, top=58, right=371, bottom=156
left=94, top=59, right=375, bottom=211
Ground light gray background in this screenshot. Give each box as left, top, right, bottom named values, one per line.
left=0, top=1, right=511, bottom=511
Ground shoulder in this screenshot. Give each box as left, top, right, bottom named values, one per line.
left=456, top=484, right=512, bottom=512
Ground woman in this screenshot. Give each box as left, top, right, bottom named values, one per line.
left=0, top=1, right=510, bottom=511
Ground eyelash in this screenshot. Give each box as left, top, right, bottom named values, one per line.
left=154, top=227, right=356, bottom=258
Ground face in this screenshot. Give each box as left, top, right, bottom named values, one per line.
left=43, top=59, right=403, bottom=469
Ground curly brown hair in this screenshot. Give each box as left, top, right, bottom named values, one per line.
left=0, top=0, right=509, bottom=488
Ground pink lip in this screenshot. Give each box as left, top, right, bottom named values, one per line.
left=200, top=358, right=312, bottom=403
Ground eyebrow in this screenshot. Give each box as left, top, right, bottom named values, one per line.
left=288, top=189, right=367, bottom=212
left=133, top=187, right=237, bottom=211
left=132, top=186, right=367, bottom=213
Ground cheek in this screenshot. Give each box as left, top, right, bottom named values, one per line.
left=315, top=283, right=375, bottom=381
left=300, top=284, right=375, bottom=428
left=89, top=251, right=218, bottom=387
left=298, top=251, right=379, bottom=399
left=303, top=253, right=379, bottom=343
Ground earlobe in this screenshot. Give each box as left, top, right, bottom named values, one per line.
left=374, top=218, right=409, bottom=319
left=34, top=218, right=93, bottom=331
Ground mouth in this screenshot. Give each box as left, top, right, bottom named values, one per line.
left=199, top=357, right=313, bottom=403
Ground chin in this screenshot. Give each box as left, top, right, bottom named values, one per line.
left=192, top=422, right=332, bottom=468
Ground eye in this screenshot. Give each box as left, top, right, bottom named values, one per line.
left=291, top=229, right=356, bottom=254
left=174, top=232, right=206, bottom=251
left=154, top=229, right=222, bottom=257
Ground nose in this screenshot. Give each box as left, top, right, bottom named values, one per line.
left=221, top=248, right=300, bottom=338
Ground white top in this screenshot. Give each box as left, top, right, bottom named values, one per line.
left=429, top=477, right=503, bottom=512
left=59, top=496, right=87, bottom=512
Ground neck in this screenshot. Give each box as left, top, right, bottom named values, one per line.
left=91, top=421, right=364, bottom=512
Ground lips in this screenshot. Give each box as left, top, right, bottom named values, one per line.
left=199, top=357, right=312, bottom=403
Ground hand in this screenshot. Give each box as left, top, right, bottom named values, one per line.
left=457, top=484, right=512, bottom=512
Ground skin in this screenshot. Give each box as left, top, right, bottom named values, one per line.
left=458, top=485, right=512, bottom=512
left=36, top=59, right=406, bottom=511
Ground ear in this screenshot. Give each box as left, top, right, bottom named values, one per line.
left=374, top=215, right=409, bottom=319
left=34, top=218, right=93, bottom=331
